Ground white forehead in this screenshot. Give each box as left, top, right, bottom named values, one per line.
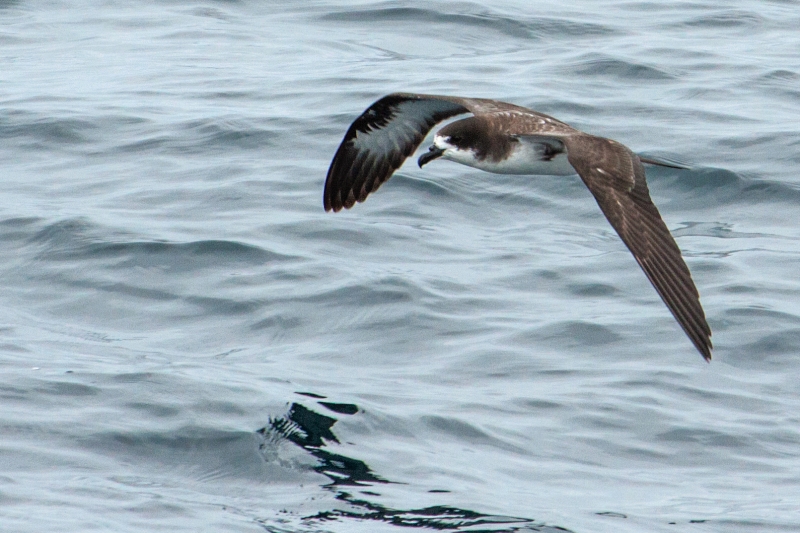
left=432, top=133, right=456, bottom=148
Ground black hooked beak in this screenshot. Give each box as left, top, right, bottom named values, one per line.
left=418, top=145, right=445, bottom=168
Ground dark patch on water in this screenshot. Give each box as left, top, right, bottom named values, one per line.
left=318, top=401, right=359, bottom=415
left=252, top=314, right=303, bottom=331
left=34, top=380, right=99, bottom=397
left=538, top=321, right=622, bottom=347
left=566, top=282, right=618, bottom=297
left=295, top=391, right=327, bottom=399
left=259, top=401, right=572, bottom=532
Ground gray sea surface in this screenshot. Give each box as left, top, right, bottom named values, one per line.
left=2, top=1, right=800, bottom=532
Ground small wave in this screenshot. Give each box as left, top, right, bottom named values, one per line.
left=318, top=6, right=615, bottom=41
left=732, top=329, right=800, bottom=365
left=720, top=307, right=800, bottom=368
left=34, top=380, right=100, bottom=398
left=657, top=427, right=752, bottom=448
left=570, top=54, right=675, bottom=81
left=295, top=278, right=417, bottom=308
left=2, top=112, right=279, bottom=158
left=654, top=167, right=800, bottom=208
left=0, top=112, right=154, bottom=156
left=177, top=117, right=279, bottom=153
left=185, top=7, right=231, bottom=21
left=757, top=69, right=800, bottom=83
left=750, top=69, right=800, bottom=100
left=567, top=282, right=618, bottom=297
left=674, top=10, right=765, bottom=29
left=114, top=117, right=279, bottom=156
left=526, top=320, right=622, bottom=347
left=252, top=314, right=303, bottom=332
left=26, top=218, right=294, bottom=269
left=388, top=173, right=465, bottom=204
left=85, top=426, right=262, bottom=478
left=0, top=114, right=97, bottom=147
left=321, top=7, right=532, bottom=39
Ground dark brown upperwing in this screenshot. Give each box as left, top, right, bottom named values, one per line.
left=324, top=93, right=471, bottom=212
left=564, top=134, right=712, bottom=361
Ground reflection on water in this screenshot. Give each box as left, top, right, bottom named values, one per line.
left=258, top=396, right=571, bottom=532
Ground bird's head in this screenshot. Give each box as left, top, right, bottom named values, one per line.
left=418, top=118, right=482, bottom=168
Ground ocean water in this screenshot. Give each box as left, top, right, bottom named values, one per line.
left=2, top=1, right=800, bottom=532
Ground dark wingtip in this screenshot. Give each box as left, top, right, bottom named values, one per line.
left=696, top=336, right=713, bottom=362
left=323, top=190, right=345, bottom=213
left=639, top=156, right=691, bottom=170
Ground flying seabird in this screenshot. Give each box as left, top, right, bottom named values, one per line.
left=323, top=93, right=712, bottom=361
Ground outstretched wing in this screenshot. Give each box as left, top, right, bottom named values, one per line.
left=323, top=93, right=475, bottom=212
left=564, top=134, right=712, bottom=361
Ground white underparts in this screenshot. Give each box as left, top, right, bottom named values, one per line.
left=434, top=135, right=575, bottom=176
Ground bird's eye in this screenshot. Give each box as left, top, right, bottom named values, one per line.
left=449, top=135, right=463, bottom=145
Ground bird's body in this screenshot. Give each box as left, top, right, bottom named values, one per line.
left=323, top=93, right=712, bottom=361
left=434, top=117, right=576, bottom=175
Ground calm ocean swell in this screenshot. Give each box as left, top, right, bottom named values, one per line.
left=2, top=1, right=800, bottom=532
